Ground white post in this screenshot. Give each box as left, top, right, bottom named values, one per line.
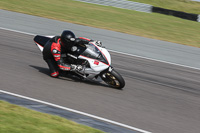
left=197, top=15, right=200, bottom=22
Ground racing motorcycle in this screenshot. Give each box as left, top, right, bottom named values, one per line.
left=33, top=35, right=125, bottom=89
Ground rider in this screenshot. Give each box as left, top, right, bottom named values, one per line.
left=42, top=30, right=92, bottom=78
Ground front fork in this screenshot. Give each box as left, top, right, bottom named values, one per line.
left=108, top=66, right=113, bottom=72
left=100, top=66, right=113, bottom=79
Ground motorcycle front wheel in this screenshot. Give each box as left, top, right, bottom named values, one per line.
left=100, top=69, right=125, bottom=89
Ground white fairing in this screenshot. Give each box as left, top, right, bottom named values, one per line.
left=100, top=47, right=111, bottom=65
left=35, top=36, right=54, bottom=52
left=36, top=43, right=44, bottom=52
left=77, top=41, right=111, bottom=79
left=79, top=55, right=109, bottom=71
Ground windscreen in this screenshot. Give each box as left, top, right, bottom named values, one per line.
left=81, top=43, right=108, bottom=65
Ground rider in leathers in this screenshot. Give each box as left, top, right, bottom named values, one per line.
left=43, top=30, right=91, bottom=78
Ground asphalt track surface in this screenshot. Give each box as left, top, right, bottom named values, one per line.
left=1, top=29, right=200, bottom=133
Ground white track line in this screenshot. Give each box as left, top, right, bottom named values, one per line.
left=108, top=49, right=200, bottom=71
left=1, top=26, right=200, bottom=71
left=0, top=27, right=35, bottom=36
left=0, top=90, right=151, bottom=133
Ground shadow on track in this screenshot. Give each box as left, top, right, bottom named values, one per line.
left=29, top=65, right=50, bottom=76
left=29, top=65, right=116, bottom=89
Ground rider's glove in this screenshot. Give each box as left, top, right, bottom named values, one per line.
left=75, top=38, right=90, bottom=45
left=95, top=40, right=102, bottom=47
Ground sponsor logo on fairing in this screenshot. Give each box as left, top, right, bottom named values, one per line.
left=94, top=61, right=99, bottom=65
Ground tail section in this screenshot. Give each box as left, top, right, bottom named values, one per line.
left=33, top=35, right=51, bottom=52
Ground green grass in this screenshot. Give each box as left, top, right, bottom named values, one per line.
left=0, top=100, right=104, bottom=133
left=129, top=0, right=200, bottom=14
left=0, top=0, right=200, bottom=47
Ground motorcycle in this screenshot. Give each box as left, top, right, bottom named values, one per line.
left=33, top=35, right=125, bottom=89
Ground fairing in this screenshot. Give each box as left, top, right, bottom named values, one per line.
left=77, top=41, right=111, bottom=76
left=81, top=42, right=110, bottom=65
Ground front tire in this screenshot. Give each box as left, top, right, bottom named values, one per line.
left=100, top=69, right=125, bottom=89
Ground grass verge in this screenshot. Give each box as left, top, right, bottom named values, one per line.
left=0, top=0, right=200, bottom=47
left=129, top=0, right=200, bottom=14
left=0, top=100, right=104, bottom=133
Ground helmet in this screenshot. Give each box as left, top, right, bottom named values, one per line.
left=60, top=30, right=75, bottom=47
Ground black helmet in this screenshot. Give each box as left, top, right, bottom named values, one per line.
left=60, top=30, right=75, bottom=47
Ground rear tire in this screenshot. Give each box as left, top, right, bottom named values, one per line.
left=101, top=69, right=125, bottom=89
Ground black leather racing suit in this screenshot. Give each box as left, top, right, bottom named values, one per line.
left=43, top=36, right=90, bottom=77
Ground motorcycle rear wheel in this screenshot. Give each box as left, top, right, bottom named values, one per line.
left=101, top=69, right=125, bottom=89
